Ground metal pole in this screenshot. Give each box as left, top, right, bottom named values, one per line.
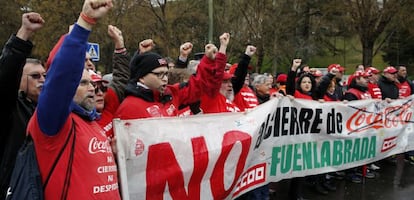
left=208, top=0, right=213, bottom=43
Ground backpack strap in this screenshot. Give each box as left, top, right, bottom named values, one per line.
left=61, top=122, right=76, bottom=200
left=42, top=118, right=75, bottom=189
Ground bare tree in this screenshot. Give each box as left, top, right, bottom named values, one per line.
left=343, top=0, right=408, bottom=66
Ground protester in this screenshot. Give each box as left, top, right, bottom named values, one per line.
left=287, top=59, right=318, bottom=100
left=115, top=33, right=229, bottom=119
left=378, top=66, right=409, bottom=188
left=342, top=70, right=377, bottom=183
left=167, top=41, right=205, bottom=116
left=252, top=74, right=271, bottom=104
left=94, top=24, right=130, bottom=137
left=200, top=45, right=256, bottom=114
left=85, top=52, right=96, bottom=71
left=347, top=64, right=365, bottom=86
left=26, top=1, right=120, bottom=199
left=343, top=71, right=372, bottom=100
left=286, top=58, right=317, bottom=200
left=0, top=12, right=44, bottom=199
left=325, top=64, right=345, bottom=100
left=274, top=73, right=287, bottom=96
left=310, top=68, right=324, bottom=84
left=395, top=65, right=414, bottom=165
left=378, top=66, right=399, bottom=100
left=365, top=66, right=382, bottom=99
left=310, top=66, right=341, bottom=194
left=229, top=53, right=259, bottom=112
left=396, top=65, right=414, bottom=99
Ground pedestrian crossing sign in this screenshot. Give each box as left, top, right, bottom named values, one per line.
left=87, top=42, right=100, bottom=61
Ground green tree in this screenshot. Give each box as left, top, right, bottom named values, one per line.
left=382, top=28, right=414, bottom=67
left=0, top=1, right=21, bottom=46
left=340, top=0, right=408, bottom=66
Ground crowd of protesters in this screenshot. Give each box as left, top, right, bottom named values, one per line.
left=1, top=0, right=414, bottom=199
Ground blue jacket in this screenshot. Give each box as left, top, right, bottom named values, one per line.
left=37, top=24, right=90, bottom=135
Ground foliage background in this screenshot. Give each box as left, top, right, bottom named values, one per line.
left=1, top=0, right=413, bottom=78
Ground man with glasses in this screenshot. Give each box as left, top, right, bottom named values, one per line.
left=0, top=12, right=44, bottom=199
left=115, top=33, right=229, bottom=119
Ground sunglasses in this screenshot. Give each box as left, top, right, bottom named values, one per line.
left=79, top=79, right=108, bottom=93
left=26, top=73, right=46, bottom=79
left=95, top=85, right=107, bottom=93
left=92, top=82, right=108, bottom=93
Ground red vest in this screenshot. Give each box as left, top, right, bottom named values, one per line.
left=29, top=114, right=121, bottom=200
left=347, top=88, right=372, bottom=100
left=97, top=88, right=120, bottom=138
left=233, top=86, right=258, bottom=111
left=367, top=82, right=382, bottom=99
left=201, top=93, right=240, bottom=113
left=294, top=90, right=313, bottom=100
left=398, top=81, right=412, bottom=98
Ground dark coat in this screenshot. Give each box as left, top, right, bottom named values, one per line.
left=0, top=35, right=34, bottom=199
left=378, top=75, right=399, bottom=99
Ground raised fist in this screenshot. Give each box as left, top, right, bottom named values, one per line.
left=82, top=0, right=113, bottom=20
left=180, top=42, right=193, bottom=57
left=139, top=39, right=154, bottom=54
left=205, top=43, right=218, bottom=60
left=291, top=58, right=302, bottom=71
left=219, top=33, right=230, bottom=47
left=17, top=12, right=44, bottom=40
left=107, top=25, right=124, bottom=49
left=245, top=45, right=257, bottom=57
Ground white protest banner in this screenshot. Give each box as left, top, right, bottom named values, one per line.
left=114, top=96, right=414, bottom=199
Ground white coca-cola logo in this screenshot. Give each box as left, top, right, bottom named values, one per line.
left=88, top=137, right=112, bottom=154
left=346, top=102, right=413, bottom=133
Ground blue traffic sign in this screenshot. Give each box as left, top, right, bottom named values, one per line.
left=87, top=42, right=100, bottom=61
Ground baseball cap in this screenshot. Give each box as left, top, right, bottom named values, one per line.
left=89, top=70, right=109, bottom=83
left=383, top=66, right=398, bottom=74
left=276, top=74, right=287, bottom=83
left=327, top=64, right=345, bottom=73
left=353, top=70, right=370, bottom=78
left=365, top=67, right=380, bottom=75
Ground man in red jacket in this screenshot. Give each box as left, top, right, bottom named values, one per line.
left=115, top=33, right=229, bottom=119
left=224, top=46, right=258, bottom=112
left=201, top=45, right=257, bottom=113
left=365, top=66, right=382, bottom=99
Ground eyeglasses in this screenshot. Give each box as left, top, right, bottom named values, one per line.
left=150, top=71, right=169, bottom=79
left=79, top=79, right=108, bottom=93
left=26, top=73, right=46, bottom=79
left=94, top=84, right=108, bottom=93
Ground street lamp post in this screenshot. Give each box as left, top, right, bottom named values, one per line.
left=208, top=0, right=213, bottom=43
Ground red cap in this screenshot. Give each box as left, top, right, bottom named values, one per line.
left=365, top=67, right=380, bottom=75
left=353, top=70, right=370, bottom=78
left=328, top=64, right=345, bottom=73
left=223, top=71, right=234, bottom=80
left=383, top=66, right=398, bottom=74
left=312, top=70, right=323, bottom=77
left=89, top=70, right=109, bottom=83
left=228, top=63, right=253, bottom=75
left=276, top=74, right=287, bottom=83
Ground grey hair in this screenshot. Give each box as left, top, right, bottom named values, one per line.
left=252, top=74, right=268, bottom=86
left=26, top=58, right=43, bottom=65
